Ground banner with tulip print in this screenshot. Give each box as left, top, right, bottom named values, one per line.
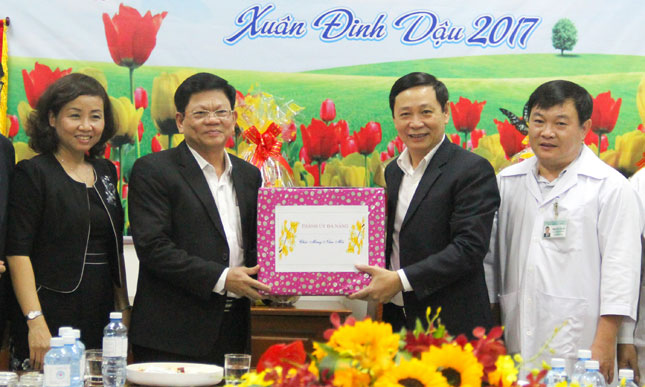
left=3, top=0, right=645, bottom=201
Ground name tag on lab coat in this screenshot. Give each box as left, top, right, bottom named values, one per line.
left=543, top=220, right=567, bottom=239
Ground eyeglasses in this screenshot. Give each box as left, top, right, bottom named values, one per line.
left=189, top=109, right=232, bottom=120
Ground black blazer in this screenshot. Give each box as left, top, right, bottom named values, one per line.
left=385, top=137, right=500, bottom=336
left=6, top=153, right=125, bottom=291
left=0, top=136, right=15, bottom=338
left=128, top=142, right=262, bottom=357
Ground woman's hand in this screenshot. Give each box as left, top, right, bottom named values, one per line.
left=27, top=317, right=51, bottom=370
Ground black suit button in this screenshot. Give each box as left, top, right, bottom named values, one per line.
left=222, top=252, right=229, bottom=262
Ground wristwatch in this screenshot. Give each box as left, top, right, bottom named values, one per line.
left=25, top=310, right=43, bottom=321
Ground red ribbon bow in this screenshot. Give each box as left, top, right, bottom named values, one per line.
left=243, top=123, right=293, bottom=177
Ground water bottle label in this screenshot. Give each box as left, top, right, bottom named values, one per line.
left=122, top=337, right=128, bottom=357
left=44, top=364, right=71, bottom=386
left=103, top=337, right=125, bottom=357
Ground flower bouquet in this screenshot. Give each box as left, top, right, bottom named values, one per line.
left=227, top=309, right=548, bottom=387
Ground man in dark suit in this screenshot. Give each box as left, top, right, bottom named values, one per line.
left=1, top=135, right=15, bottom=348
left=128, top=73, right=270, bottom=365
left=350, top=72, right=500, bottom=337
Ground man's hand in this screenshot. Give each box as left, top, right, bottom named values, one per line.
left=27, top=317, right=51, bottom=371
left=617, top=343, right=640, bottom=384
left=348, top=264, right=403, bottom=303
left=591, top=315, right=622, bottom=383
left=0, top=260, right=5, bottom=277
left=224, top=265, right=271, bottom=300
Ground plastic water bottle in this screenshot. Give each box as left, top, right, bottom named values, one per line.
left=61, top=334, right=82, bottom=387
left=44, top=337, right=71, bottom=387
left=71, top=329, right=86, bottom=382
left=618, top=369, right=638, bottom=387
left=546, top=357, right=568, bottom=387
left=102, top=312, right=127, bottom=387
left=580, top=360, right=606, bottom=387
left=571, top=349, right=592, bottom=383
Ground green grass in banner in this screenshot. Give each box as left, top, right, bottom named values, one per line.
left=7, top=54, right=645, bottom=156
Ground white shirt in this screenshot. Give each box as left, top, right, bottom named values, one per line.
left=390, top=136, right=444, bottom=306
left=187, top=145, right=244, bottom=296
left=485, top=145, right=641, bottom=368
left=627, top=168, right=645, bottom=375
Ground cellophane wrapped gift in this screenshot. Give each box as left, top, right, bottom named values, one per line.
left=240, top=122, right=295, bottom=187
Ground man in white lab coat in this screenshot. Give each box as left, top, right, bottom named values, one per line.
left=486, top=80, right=641, bottom=383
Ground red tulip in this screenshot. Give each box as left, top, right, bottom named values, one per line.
left=102, top=4, right=168, bottom=69
left=282, top=121, right=297, bottom=143
left=450, top=97, right=486, bottom=133
left=256, top=341, right=306, bottom=373
left=639, top=124, right=645, bottom=133
left=495, top=119, right=527, bottom=159
left=304, top=163, right=321, bottom=186
left=151, top=135, right=163, bottom=153
left=104, top=143, right=112, bottom=159
left=121, top=184, right=129, bottom=199
left=471, top=128, right=485, bottom=149
left=112, top=160, right=121, bottom=180
left=354, top=121, right=382, bottom=155
left=8, top=115, right=19, bottom=138
left=591, top=91, right=621, bottom=135
left=340, top=135, right=358, bottom=157
left=380, top=151, right=390, bottom=161
left=22, top=62, right=72, bottom=108
left=320, top=98, right=336, bottom=122
left=450, top=134, right=461, bottom=146
left=225, top=136, right=235, bottom=149
left=135, top=87, right=148, bottom=109
left=335, top=119, right=349, bottom=139
left=299, top=146, right=311, bottom=165
left=138, top=122, right=144, bottom=141
left=300, top=118, right=340, bottom=163
left=584, top=129, right=608, bottom=153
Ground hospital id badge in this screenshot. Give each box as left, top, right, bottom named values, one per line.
left=542, top=219, right=567, bottom=239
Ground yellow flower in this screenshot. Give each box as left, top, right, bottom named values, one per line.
left=14, top=141, right=38, bottom=162
left=110, top=96, right=143, bottom=147
left=613, top=130, right=645, bottom=175
left=638, top=76, right=645, bottom=125
left=374, top=357, right=449, bottom=387
left=421, top=343, right=484, bottom=387
left=150, top=70, right=196, bottom=135
left=332, top=366, right=371, bottom=387
left=312, top=342, right=327, bottom=361
left=472, top=134, right=511, bottom=173
left=78, top=67, right=109, bottom=92
left=487, top=355, right=518, bottom=387
left=326, top=318, right=399, bottom=376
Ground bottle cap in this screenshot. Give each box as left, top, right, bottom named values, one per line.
left=72, top=329, right=81, bottom=339
left=619, top=369, right=634, bottom=380
left=50, top=337, right=63, bottom=347
left=577, top=349, right=592, bottom=359
left=551, top=358, right=566, bottom=368
left=585, top=360, right=600, bottom=371
left=58, top=326, right=73, bottom=336
left=110, top=312, right=123, bottom=320
left=62, top=336, right=75, bottom=345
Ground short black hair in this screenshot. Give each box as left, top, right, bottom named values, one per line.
left=174, top=72, right=236, bottom=113
left=527, top=80, right=592, bottom=125
left=389, top=72, right=449, bottom=115
left=26, top=73, right=115, bottom=158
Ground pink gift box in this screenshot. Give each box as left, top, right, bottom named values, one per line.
left=257, top=187, right=386, bottom=295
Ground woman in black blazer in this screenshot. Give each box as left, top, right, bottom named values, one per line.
left=6, top=73, right=128, bottom=370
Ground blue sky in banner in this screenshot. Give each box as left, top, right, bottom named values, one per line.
left=4, top=0, right=644, bottom=71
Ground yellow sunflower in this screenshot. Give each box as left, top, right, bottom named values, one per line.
left=374, top=357, right=449, bottom=387
left=326, top=318, right=400, bottom=376
left=487, top=355, right=518, bottom=387
left=421, top=343, right=484, bottom=387
left=332, top=366, right=371, bottom=387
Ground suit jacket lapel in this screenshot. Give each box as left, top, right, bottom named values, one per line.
left=176, top=142, right=227, bottom=239
left=401, top=138, right=451, bottom=229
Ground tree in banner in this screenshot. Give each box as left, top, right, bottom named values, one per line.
left=552, top=18, right=577, bottom=56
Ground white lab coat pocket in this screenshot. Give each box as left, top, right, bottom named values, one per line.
left=500, top=291, right=521, bottom=354
left=534, top=290, right=588, bottom=359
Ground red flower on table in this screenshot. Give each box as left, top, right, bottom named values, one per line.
left=450, top=97, right=486, bottom=133
left=354, top=121, right=382, bottom=155
left=256, top=341, right=307, bottom=373
left=300, top=118, right=341, bottom=164
left=495, top=118, right=527, bottom=159
left=320, top=98, right=336, bottom=122
left=591, top=91, right=621, bottom=136
left=102, top=4, right=168, bottom=69
left=22, top=62, right=72, bottom=108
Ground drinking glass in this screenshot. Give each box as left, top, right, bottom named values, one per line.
left=84, top=349, right=103, bottom=387
left=224, top=353, right=251, bottom=385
